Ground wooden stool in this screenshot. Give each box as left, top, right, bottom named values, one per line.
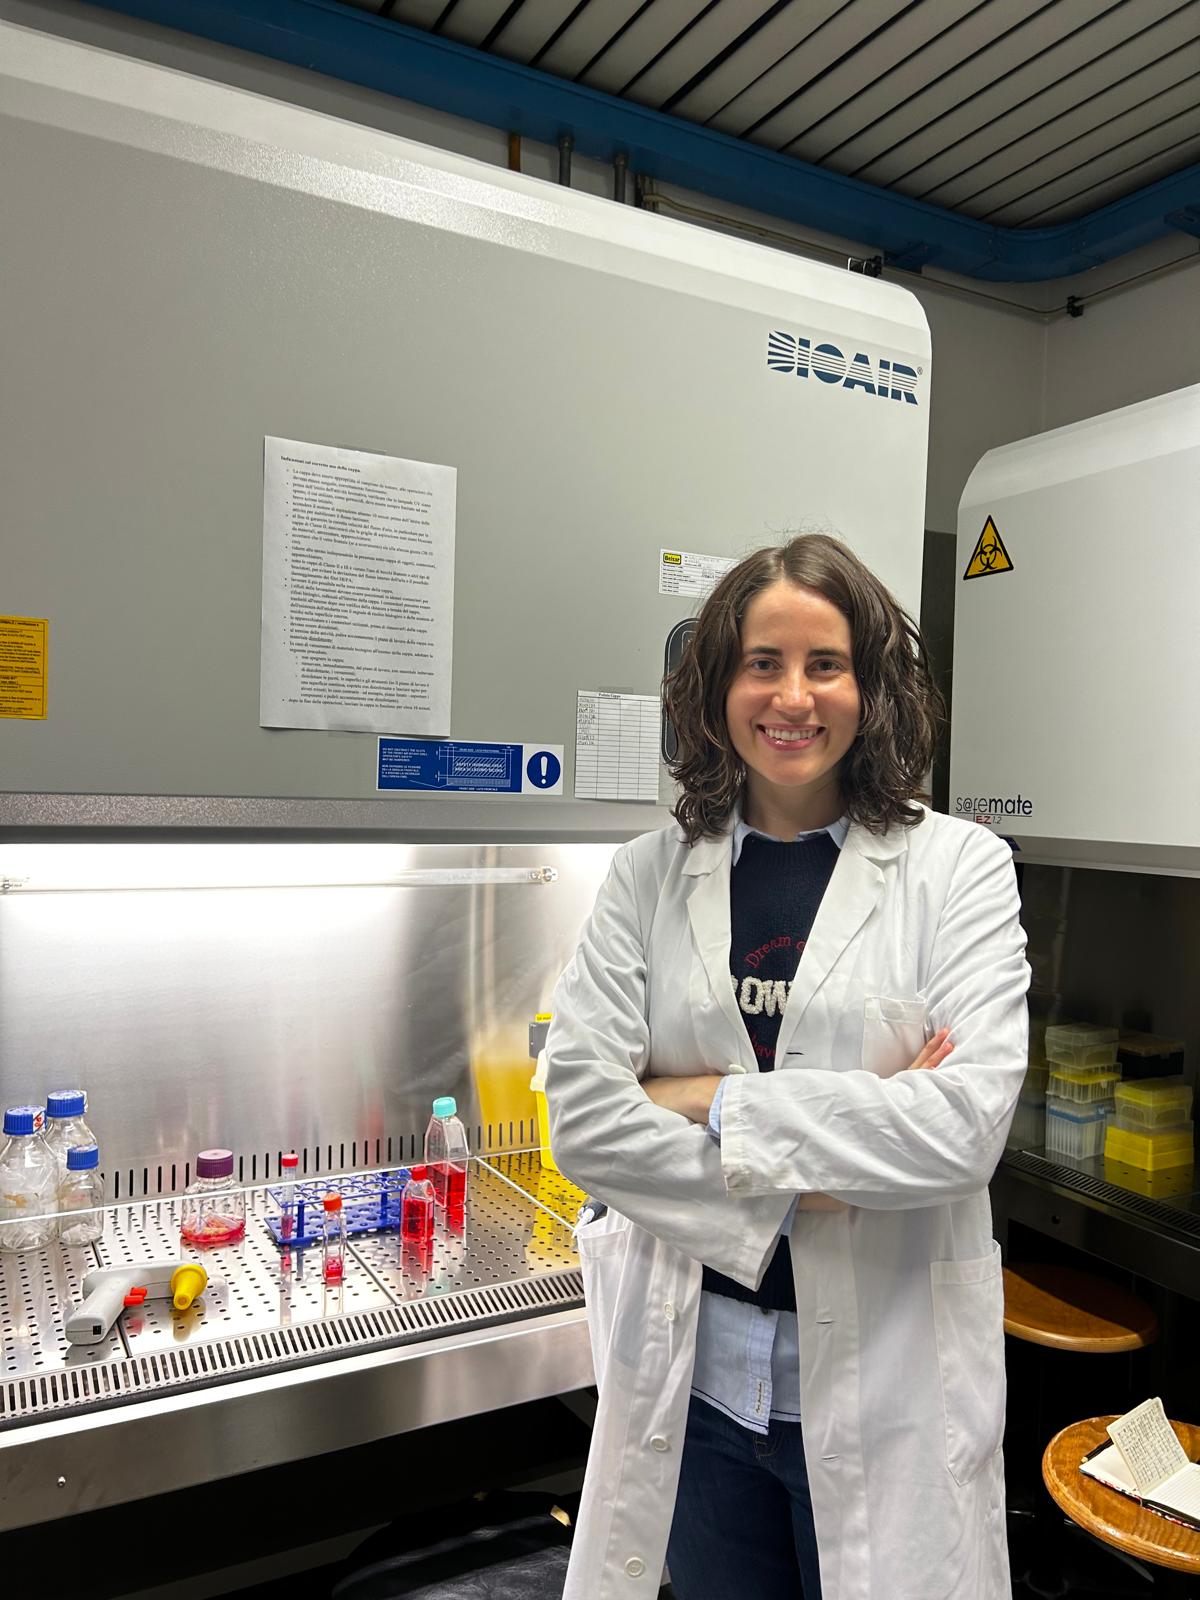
left=1004, top=1265, right=1159, bottom=1353
left=1003, top=1263, right=1159, bottom=1476
left=1003, top=1264, right=1160, bottom=1593
left=1043, top=1416, right=1200, bottom=1592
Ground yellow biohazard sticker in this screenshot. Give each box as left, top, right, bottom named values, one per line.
left=0, top=616, right=48, bottom=719
left=963, top=517, right=1013, bottom=581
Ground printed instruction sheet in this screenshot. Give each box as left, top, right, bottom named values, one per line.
left=574, top=691, right=660, bottom=801
left=260, top=437, right=456, bottom=734
left=0, top=616, right=48, bottom=720
left=659, top=548, right=736, bottom=598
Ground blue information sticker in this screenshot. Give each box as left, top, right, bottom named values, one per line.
left=377, top=739, right=563, bottom=795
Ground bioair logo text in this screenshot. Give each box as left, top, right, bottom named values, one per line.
left=767, top=331, right=920, bottom=404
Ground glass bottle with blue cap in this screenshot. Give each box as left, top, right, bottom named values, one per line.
left=43, top=1090, right=97, bottom=1178
left=59, top=1144, right=105, bottom=1246
left=0, top=1106, right=59, bottom=1251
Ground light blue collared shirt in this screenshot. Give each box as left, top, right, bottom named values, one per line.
left=729, top=813, right=851, bottom=867
left=693, top=814, right=848, bottom=1433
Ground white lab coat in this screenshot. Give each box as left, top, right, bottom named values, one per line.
left=546, top=806, right=1029, bottom=1600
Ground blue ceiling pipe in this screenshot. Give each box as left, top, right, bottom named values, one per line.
left=88, top=0, right=1200, bottom=283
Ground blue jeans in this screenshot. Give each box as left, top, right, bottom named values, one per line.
left=667, top=1396, right=823, bottom=1600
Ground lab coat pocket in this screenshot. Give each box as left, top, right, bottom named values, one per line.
left=576, top=1208, right=632, bottom=1392
left=861, top=994, right=928, bottom=1078
left=930, top=1243, right=1006, bottom=1486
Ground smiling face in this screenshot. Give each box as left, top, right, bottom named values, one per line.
left=724, top=580, right=861, bottom=835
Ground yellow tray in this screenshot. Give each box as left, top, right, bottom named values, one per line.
left=1104, top=1124, right=1195, bottom=1171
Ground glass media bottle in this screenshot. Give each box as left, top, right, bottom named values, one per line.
left=181, top=1148, right=246, bottom=1248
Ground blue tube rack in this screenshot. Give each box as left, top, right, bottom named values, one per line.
left=264, top=1169, right=411, bottom=1248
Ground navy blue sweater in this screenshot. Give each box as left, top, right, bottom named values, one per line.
left=701, top=831, right=840, bottom=1312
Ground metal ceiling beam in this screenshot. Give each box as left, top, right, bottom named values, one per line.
left=87, top=0, right=1200, bottom=283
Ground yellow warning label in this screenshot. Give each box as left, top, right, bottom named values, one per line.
left=662, top=552, right=682, bottom=565
left=0, top=616, right=48, bottom=719
left=534, top=1012, right=553, bottom=1023
left=962, top=516, right=1013, bottom=581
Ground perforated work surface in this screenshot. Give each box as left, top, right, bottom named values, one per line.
left=481, top=1151, right=587, bottom=1230
left=356, top=1157, right=578, bottom=1301
left=0, top=1243, right=123, bottom=1378
left=0, top=1158, right=582, bottom=1427
left=92, top=1192, right=393, bottom=1352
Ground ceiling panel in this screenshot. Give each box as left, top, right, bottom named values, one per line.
left=973, top=77, right=1200, bottom=216
left=489, top=0, right=588, bottom=61
left=924, top=51, right=1200, bottom=209
left=876, top=0, right=1200, bottom=198
left=667, top=1, right=848, bottom=125
left=1023, top=131, right=1200, bottom=221
left=786, top=1, right=1059, bottom=169
left=708, top=0, right=914, bottom=138
left=437, top=1, right=514, bottom=47
left=387, top=0, right=451, bottom=29
left=820, top=0, right=1135, bottom=177
left=536, top=1, right=644, bottom=78
left=989, top=106, right=1200, bottom=222
left=621, top=0, right=779, bottom=110
left=326, top=0, right=1200, bottom=236
left=748, top=0, right=991, bottom=156
left=849, top=0, right=1149, bottom=185
left=579, top=0, right=713, bottom=95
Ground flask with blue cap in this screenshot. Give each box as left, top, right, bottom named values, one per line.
left=424, top=1096, right=470, bottom=1222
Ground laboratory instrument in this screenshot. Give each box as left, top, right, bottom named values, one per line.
left=65, top=1259, right=209, bottom=1345
left=953, top=384, right=1200, bottom=870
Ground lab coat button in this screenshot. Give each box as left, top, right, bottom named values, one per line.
left=625, top=1556, right=646, bottom=1577
left=650, top=1434, right=669, bottom=1452
left=663, top=1301, right=677, bottom=1321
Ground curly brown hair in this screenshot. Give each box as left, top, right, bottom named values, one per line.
left=663, top=534, right=944, bottom=844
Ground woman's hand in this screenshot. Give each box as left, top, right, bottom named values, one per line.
left=642, top=1074, right=724, bottom=1125
left=910, top=1027, right=954, bottom=1071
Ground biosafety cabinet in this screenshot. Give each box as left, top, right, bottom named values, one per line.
left=0, top=19, right=930, bottom=1542
left=950, top=384, right=1200, bottom=876
left=0, top=21, right=929, bottom=804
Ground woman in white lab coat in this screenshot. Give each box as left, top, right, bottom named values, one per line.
left=546, top=534, right=1030, bottom=1600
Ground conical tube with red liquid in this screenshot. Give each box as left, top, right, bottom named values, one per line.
left=321, top=1193, right=346, bottom=1284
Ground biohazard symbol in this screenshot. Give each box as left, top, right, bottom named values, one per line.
left=962, top=516, right=1013, bottom=581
